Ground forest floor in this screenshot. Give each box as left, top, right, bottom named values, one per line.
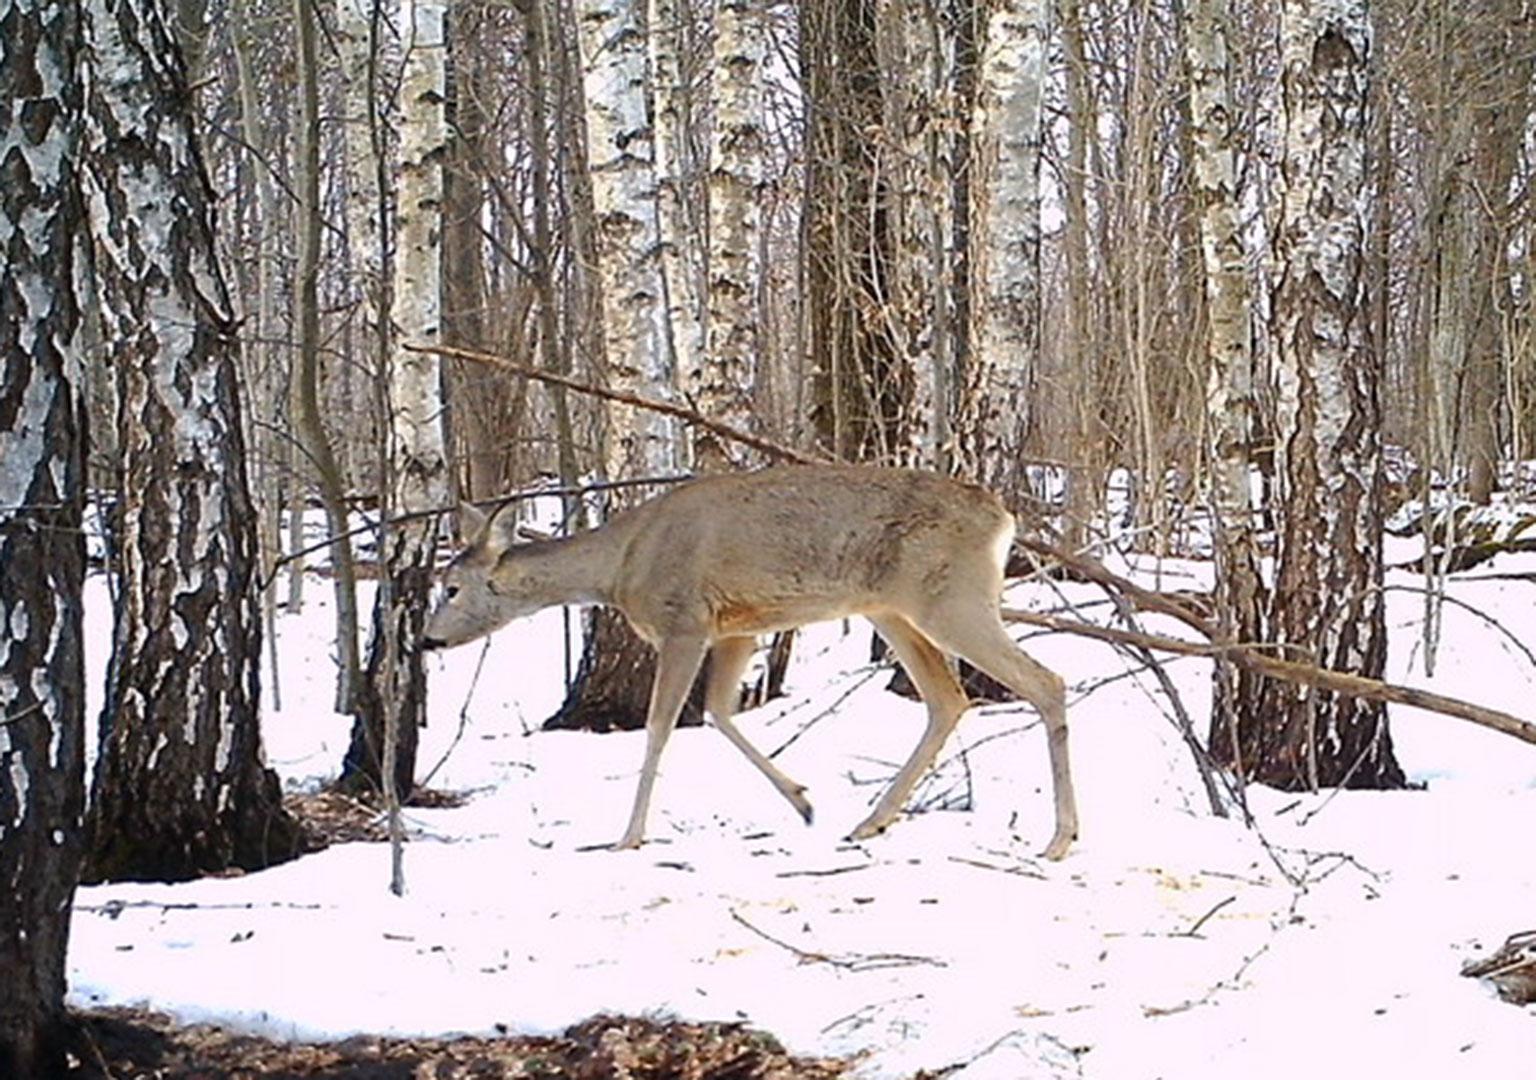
left=64, top=795, right=854, bottom=1078
left=64, top=507, right=1536, bottom=1080
left=65, top=1006, right=851, bottom=1078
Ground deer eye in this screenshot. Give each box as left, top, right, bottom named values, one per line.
left=446, top=585, right=460, bottom=600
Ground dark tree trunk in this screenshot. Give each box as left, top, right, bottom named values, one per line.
left=442, top=6, right=518, bottom=502
left=0, top=0, right=89, bottom=1069
left=81, top=0, right=304, bottom=883
left=340, top=563, right=426, bottom=801
left=1463, top=7, right=1529, bottom=505
left=743, top=630, right=797, bottom=711
left=544, top=607, right=705, bottom=732
left=800, top=0, right=907, bottom=463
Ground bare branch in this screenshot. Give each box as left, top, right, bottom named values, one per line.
left=1000, top=607, right=1536, bottom=749
left=404, top=341, right=826, bottom=466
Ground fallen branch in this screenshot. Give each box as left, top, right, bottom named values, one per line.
left=729, top=908, right=946, bottom=972
left=1000, top=607, right=1536, bottom=748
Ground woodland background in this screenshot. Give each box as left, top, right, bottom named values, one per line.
left=4, top=0, right=1536, bottom=1072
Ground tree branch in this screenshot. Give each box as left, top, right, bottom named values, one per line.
left=1000, top=608, right=1536, bottom=749
left=403, top=341, right=825, bottom=466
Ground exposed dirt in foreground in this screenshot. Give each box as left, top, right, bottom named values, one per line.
left=64, top=1007, right=853, bottom=1079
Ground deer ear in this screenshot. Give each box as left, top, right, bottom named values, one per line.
left=459, top=501, right=490, bottom=541
left=482, top=501, right=522, bottom=554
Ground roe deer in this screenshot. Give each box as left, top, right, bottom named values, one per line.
left=423, top=465, right=1078, bottom=859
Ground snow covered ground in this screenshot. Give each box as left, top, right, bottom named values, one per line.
left=66, top=542, right=1536, bottom=1078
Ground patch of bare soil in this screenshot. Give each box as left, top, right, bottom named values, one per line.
left=65, top=1008, right=852, bottom=1079
left=283, top=788, right=473, bottom=849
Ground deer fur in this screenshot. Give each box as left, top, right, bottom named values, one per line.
left=423, top=464, right=1078, bottom=858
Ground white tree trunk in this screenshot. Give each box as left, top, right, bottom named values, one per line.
left=649, top=0, right=704, bottom=425
left=348, top=0, right=451, bottom=825
left=577, top=0, right=676, bottom=480
left=966, top=0, right=1050, bottom=483
left=387, top=0, right=450, bottom=532
left=698, top=0, right=764, bottom=468
left=82, top=0, right=302, bottom=878
left=1253, top=0, right=1402, bottom=789
left=0, top=2, right=87, bottom=1067
left=1185, top=0, right=1266, bottom=739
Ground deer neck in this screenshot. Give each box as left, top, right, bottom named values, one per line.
left=517, top=519, right=630, bottom=608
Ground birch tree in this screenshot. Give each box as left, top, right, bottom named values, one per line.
left=964, top=0, right=1050, bottom=486
left=293, top=0, right=363, bottom=711
left=1185, top=0, right=1266, bottom=760
left=1229, top=0, right=1403, bottom=789
left=0, top=1, right=88, bottom=1067
left=81, top=0, right=303, bottom=881
left=576, top=0, right=676, bottom=478
left=551, top=0, right=687, bottom=730
left=345, top=0, right=451, bottom=802
left=649, top=0, right=705, bottom=415
left=697, top=0, right=765, bottom=469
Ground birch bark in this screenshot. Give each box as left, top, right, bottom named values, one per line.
left=649, top=0, right=704, bottom=421
left=550, top=0, right=689, bottom=732
left=346, top=0, right=451, bottom=809
left=1185, top=0, right=1266, bottom=764
left=576, top=0, right=676, bottom=478
left=1252, top=0, right=1403, bottom=789
left=0, top=1, right=88, bottom=1068
left=81, top=0, right=302, bottom=880
left=698, top=0, right=765, bottom=468
left=965, top=0, right=1050, bottom=485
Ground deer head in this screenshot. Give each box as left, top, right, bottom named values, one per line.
left=422, top=503, right=543, bottom=650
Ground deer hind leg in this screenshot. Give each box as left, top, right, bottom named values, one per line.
left=615, top=635, right=707, bottom=850
left=848, top=613, right=971, bottom=841
left=704, top=635, right=815, bottom=824
left=917, top=602, right=1078, bottom=860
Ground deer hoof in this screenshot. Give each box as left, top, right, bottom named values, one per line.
left=1040, top=832, right=1074, bottom=861
left=845, top=816, right=889, bottom=842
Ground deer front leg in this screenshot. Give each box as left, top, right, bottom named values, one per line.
left=614, top=635, right=707, bottom=850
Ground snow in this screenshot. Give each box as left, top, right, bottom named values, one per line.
left=67, top=549, right=1536, bottom=1077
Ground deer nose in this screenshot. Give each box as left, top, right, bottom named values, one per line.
left=421, top=635, right=447, bottom=651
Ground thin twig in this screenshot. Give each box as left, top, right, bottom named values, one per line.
left=775, top=863, right=873, bottom=879
left=418, top=636, right=495, bottom=790
left=728, top=908, right=946, bottom=972
left=1179, top=894, right=1237, bottom=938
left=947, top=854, right=1047, bottom=881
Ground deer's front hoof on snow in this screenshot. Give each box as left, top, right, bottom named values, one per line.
left=844, top=815, right=891, bottom=843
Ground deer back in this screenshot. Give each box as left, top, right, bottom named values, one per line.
left=609, top=466, right=1015, bottom=642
